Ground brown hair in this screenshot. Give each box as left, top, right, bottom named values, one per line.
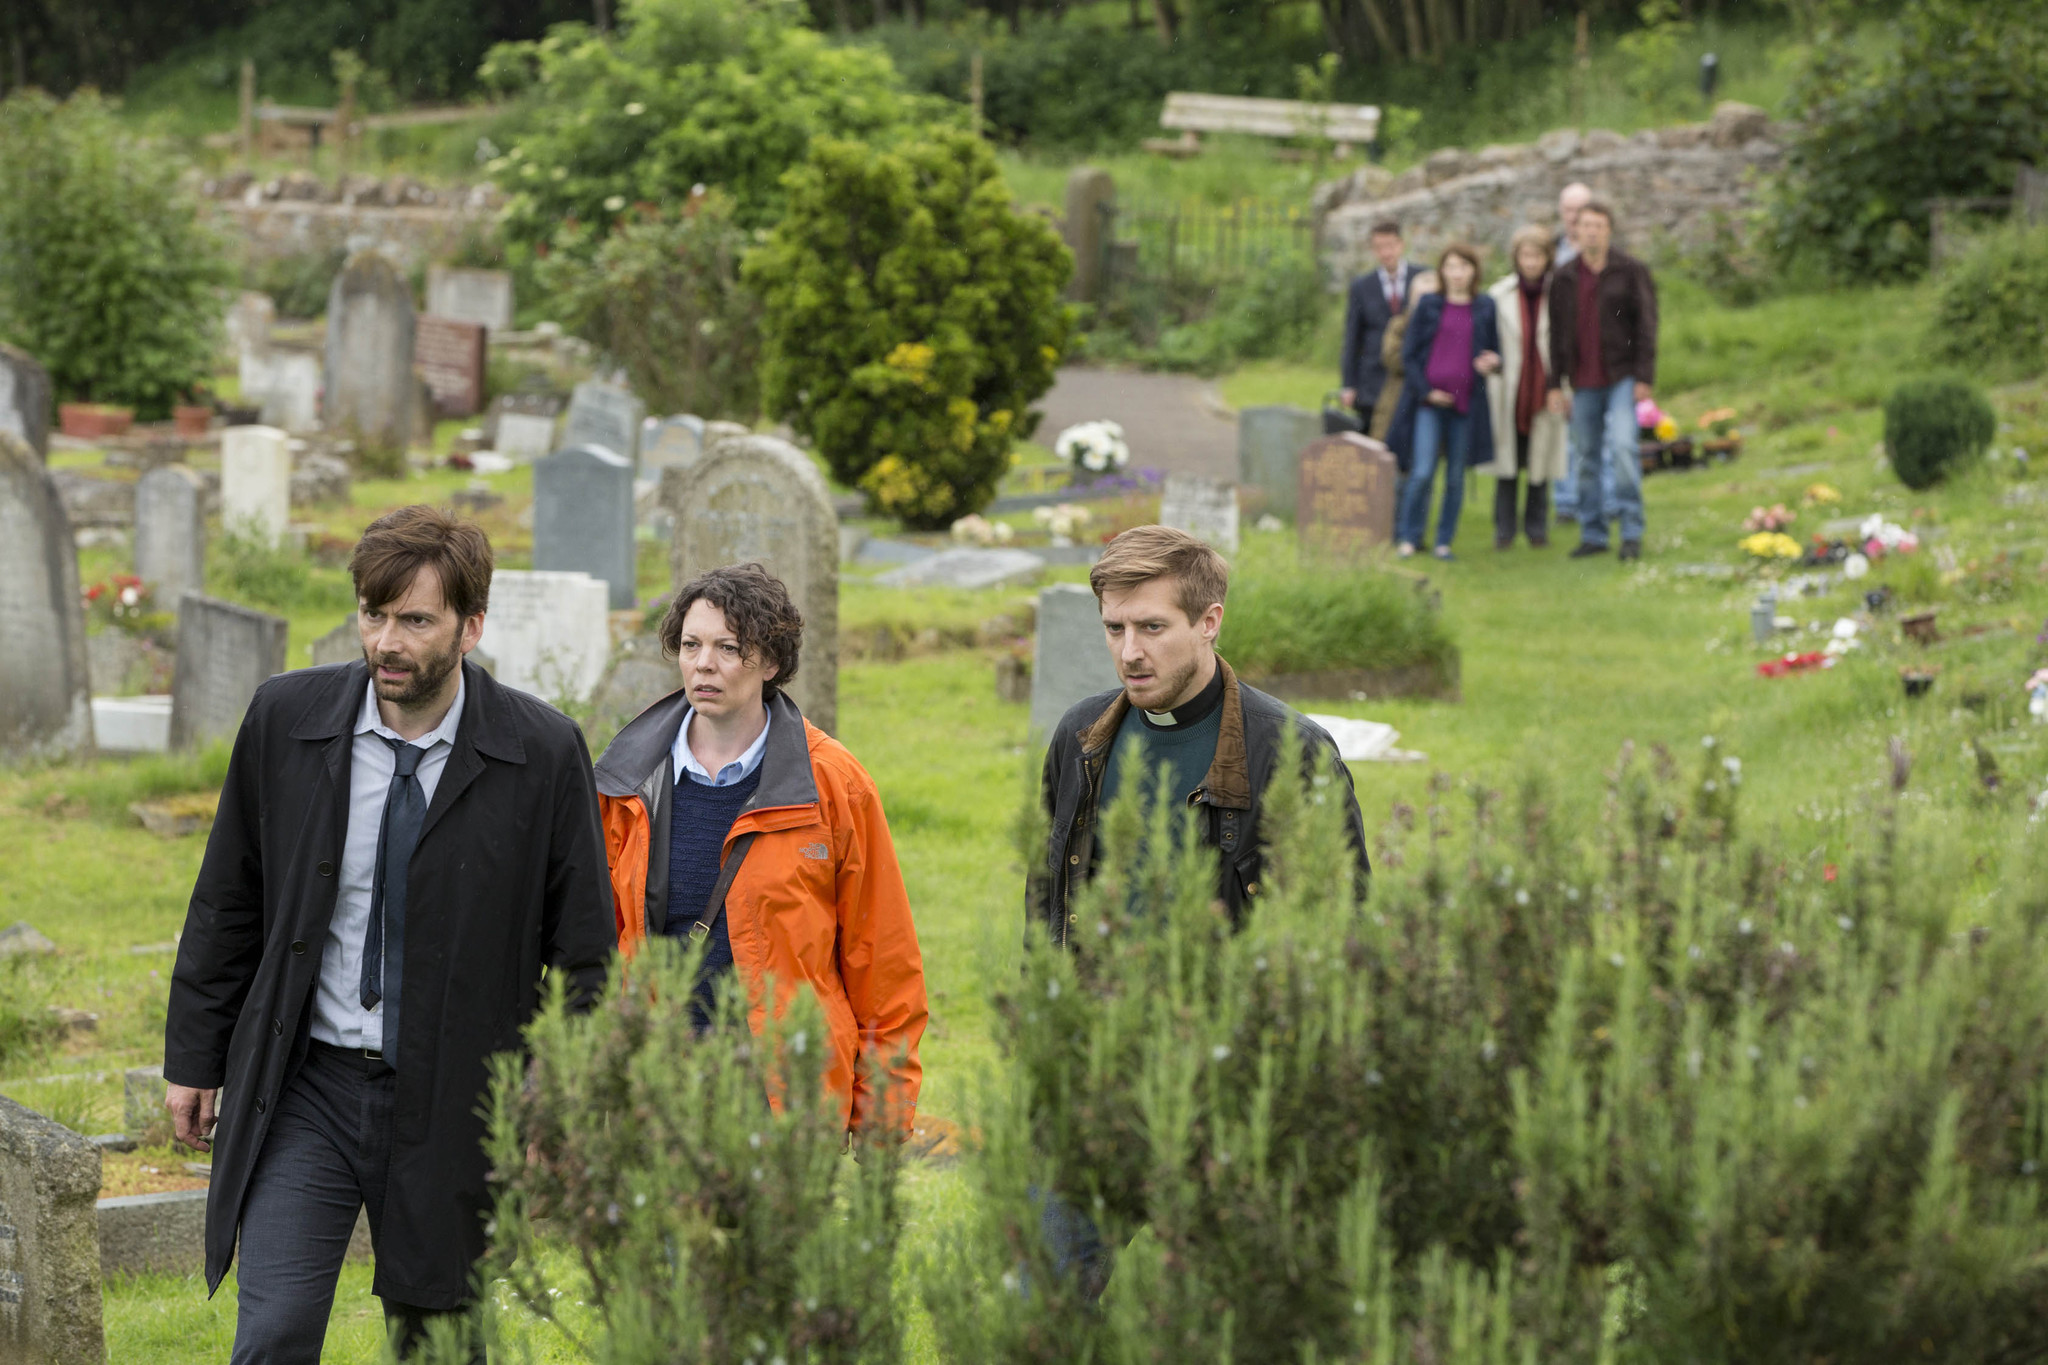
left=1436, top=241, right=1485, bottom=282
left=1088, top=525, right=1229, bottom=623
left=1369, top=220, right=1403, bottom=239
left=1577, top=199, right=1615, bottom=227
left=1509, top=224, right=1555, bottom=270
left=659, top=563, right=803, bottom=700
left=350, top=505, right=494, bottom=619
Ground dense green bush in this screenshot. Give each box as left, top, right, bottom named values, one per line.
left=1150, top=254, right=1330, bottom=373
left=0, top=91, right=232, bottom=417
left=480, top=0, right=936, bottom=244
left=1931, top=222, right=2048, bottom=376
left=246, top=247, right=350, bottom=322
left=475, top=939, right=905, bottom=1363
left=1767, top=0, right=2048, bottom=280
left=1884, top=379, right=1995, bottom=490
left=539, top=193, right=762, bottom=420
left=745, top=130, right=1072, bottom=529
left=1217, top=544, right=1457, bottom=679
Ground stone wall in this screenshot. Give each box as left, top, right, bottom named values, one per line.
left=200, top=172, right=504, bottom=274
left=1317, top=103, right=1782, bottom=278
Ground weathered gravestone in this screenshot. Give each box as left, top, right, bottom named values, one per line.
left=1298, top=433, right=1399, bottom=557
left=169, top=595, right=288, bottom=750
left=133, top=465, right=206, bottom=603
left=534, top=445, right=636, bottom=609
left=1062, top=167, right=1116, bottom=304
left=1158, top=475, right=1241, bottom=552
left=476, top=571, right=613, bottom=704
left=486, top=394, right=561, bottom=463
left=641, top=415, right=706, bottom=476
left=0, top=433, right=93, bottom=764
left=0, top=1096, right=102, bottom=1365
left=425, top=265, right=515, bottom=334
left=561, top=380, right=644, bottom=467
left=250, top=348, right=322, bottom=434
left=662, top=433, right=838, bottom=734
left=0, top=345, right=52, bottom=462
left=323, top=252, right=417, bottom=456
left=1237, top=405, right=1324, bottom=521
left=220, top=426, right=291, bottom=545
left=415, top=316, right=486, bottom=418
left=226, top=290, right=274, bottom=360
left=1030, top=582, right=1120, bottom=737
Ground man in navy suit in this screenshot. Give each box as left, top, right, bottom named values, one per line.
left=1339, top=221, right=1424, bottom=431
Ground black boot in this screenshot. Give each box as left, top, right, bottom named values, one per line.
left=1492, top=479, right=1517, bottom=549
left=1525, top=482, right=1550, bottom=547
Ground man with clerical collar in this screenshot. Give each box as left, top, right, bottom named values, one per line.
left=1030, top=525, right=1369, bottom=942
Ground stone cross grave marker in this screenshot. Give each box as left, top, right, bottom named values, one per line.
left=642, top=415, right=706, bottom=477
left=170, top=594, right=288, bottom=750
left=1158, top=475, right=1241, bottom=552
left=476, top=571, right=613, bottom=704
left=425, top=265, right=515, bottom=334
left=534, top=445, right=636, bottom=609
left=134, top=465, right=207, bottom=603
left=1297, top=433, right=1398, bottom=557
left=663, top=433, right=838, bottom=734
left=1030, top=583, right=1120, bottom=737
left=0, top=345, right=52, bottom=462
left=220, top=425, right=291, bottom=545
left=323, top=251, right=417, bottom=456
left=487, top=394, right=561, bottom=463
left=0, top=1094, right=104, bottom=1365
left=1237, top=405, right=1324, bottom=522
left=0, top=432, right=93, bottom=764
left=562, top=380, right=644, bottom=467
left=415, top=316, right=487, bottom=419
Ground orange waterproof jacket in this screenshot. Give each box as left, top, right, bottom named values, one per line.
left=594, top=689, right=925, bottom=1133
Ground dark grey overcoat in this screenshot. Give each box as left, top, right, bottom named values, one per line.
left=163, top=658, right=616, bottom=1309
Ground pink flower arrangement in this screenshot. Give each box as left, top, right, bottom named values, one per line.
left=1742, top=504, right=1797, bottom=533
left=1635, top=397, right=1665, bottom=429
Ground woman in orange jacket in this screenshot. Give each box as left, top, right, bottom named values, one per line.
left=594, top=563, right=926, bottom=1135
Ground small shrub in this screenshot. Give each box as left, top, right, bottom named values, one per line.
left=1217, top=542, right=1457, bottom=678
left=1151, top=254, right=1330, bottom=374
left=247, top=247, right=349, bottom=323
left=209, top=531, right=355, bottom=614
left=1931, top=222, right=2048, bottom=376
left=1884, top=379, right=1995, bottom=490
left=746, top=130, right=1072, bottom=529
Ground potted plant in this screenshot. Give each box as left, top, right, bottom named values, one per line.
left=58, top=402, right=136, bottom=439
left=172, top=390, right=213, bottom=437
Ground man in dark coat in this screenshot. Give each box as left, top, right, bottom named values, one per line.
left=1339, top=220, right=1425, bottom=432
left=1028, top=525, right=1369, bottom=943
left=163, top=505, right=616, bottom=1363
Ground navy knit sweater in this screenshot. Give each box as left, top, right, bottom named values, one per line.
left=667, top=764, right=762, bottom=1017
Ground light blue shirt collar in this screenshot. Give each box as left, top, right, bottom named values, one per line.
left=672, top=706, right=770, bottom=788
left=355, top=670, right=465, bottom=749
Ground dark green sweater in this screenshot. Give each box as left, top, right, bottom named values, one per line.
left=1095, top=665, right=1225, bottom=831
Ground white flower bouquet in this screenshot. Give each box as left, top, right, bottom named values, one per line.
left=1054, top=420, right=1130, bottom=475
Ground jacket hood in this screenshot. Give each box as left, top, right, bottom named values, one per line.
left=594, top=688, right=818, bottom=813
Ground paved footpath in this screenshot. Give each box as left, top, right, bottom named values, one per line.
left=1033, top=368, right=1238, bottom=481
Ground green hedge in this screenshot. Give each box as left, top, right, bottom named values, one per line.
left=1932, top=222, right=2048, bottom=376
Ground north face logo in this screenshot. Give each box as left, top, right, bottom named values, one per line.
left=800, top=843, right=829, bottom=861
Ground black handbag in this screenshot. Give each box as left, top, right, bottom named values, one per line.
left=1321, top=390, right=1364, bottom=436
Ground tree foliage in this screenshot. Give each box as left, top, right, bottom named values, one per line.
left=0, top=90, right=231, bottom=416
left=1766, top=0, right=2048, bottom=281
left=480, top=0, right=934, bottom=244
left=1931, top=223, right=2048, bottom=378
left=744, top=130, right=1072, bottom=529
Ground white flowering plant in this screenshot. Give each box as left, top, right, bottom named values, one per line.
left=1033, top=502, right=1094, bottom=544
left=1054, top=420, right=1130, bottom=476
left=950, top=514, right=1015, bottom=546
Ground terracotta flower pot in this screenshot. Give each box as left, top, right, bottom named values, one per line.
left=172, top=405, right=212, bottom=438
left=58, top=403, right=136, bottom=439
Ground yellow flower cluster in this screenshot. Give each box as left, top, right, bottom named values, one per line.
left=1653, top=417, right=1678, bottom=442
left=1739, top=531, right=1802, bottom=560
left=1803, top=482, right=1842, bottom=505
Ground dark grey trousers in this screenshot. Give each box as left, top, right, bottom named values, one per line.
left=231, top=1041, right=480, bottom=1364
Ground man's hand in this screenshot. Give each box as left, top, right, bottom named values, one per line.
left=1547, top=390, right=1571, bottom=417
left=1427, top=388, right=1455, bottom=408
left=1634, top=381, right=1654, bottom=404
left=1340, top=387, right=1357, bottom=409
left=167, top=1083, right=218, bottom=1153
left=1474, top=350, right=1501, bottom=375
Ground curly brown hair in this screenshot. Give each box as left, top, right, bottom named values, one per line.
left=658, top=563, right=803, bottom=700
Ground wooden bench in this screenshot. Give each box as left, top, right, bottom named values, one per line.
left=1142, top=93, right=1381, bottom=159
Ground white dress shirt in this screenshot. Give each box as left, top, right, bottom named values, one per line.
left=310, top=674, right=466, bottom=1051
left=671, top=706, right=771, bottom=788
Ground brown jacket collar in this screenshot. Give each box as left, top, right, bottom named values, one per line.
left=1076, top=656, right=1253, bottom=810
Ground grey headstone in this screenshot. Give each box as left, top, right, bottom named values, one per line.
left=493, top=412, right=557, bottom=463
left=169, top=594, right=288, bottom=750
left=219, top=426, right=291, bottom=545
left=0, top=433, right=93, bottom=763
left=309, top=616, right=361, bottom=668
left=1030, top=583, right=1120, bottom=736
left=562, top=380, right=644, bottom=468
left=134, top=465, right=207, bottom=602
left=662, top=434, right=839, bottom=735
left=1158, top=475, right=1241, bottom=552
left=425, top=265, right=515, bottom=334
left=534, top=445, right=637, bottom=609
left=245, top=347, right=321, bottom=434
left=0, top=344, right=53, bottom=462
left=873, top=547, right=1046, bottom=591
left=1237, top=405, right=1324, bottom=521
left=588, top=635, right=680, bottom=728
left=475, top=571, right=612, bottom=704
left=288, top=451, right=351, bottom=507
left=642, top=415, right=706, bottom=476
left=226, top=290, right=274, bottom=360
left=0, top=1093, right=104, bottom=1364
left=323, top=252, right=418, bottom=456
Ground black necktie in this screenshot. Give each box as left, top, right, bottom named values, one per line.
left=361, top=737, right=426, bottom=1057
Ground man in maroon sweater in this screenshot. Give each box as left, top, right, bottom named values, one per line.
left=1545, top=201, right=1658, bottom=562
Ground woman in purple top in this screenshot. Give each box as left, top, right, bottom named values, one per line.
left=1387, top=244, right=1501, bottom=559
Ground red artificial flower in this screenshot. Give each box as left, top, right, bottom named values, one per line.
left=1823, top=864, right=1838, bottom=882
left=1756, top=651, right=1831, bottom=678
left=85, top=583, right=105, bottom=601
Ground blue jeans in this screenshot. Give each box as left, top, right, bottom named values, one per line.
left=1397, top=403, right=1470, bottom=550
left=1568, top=380, right=1644, bottom=547
left=1554, top=412, right=1617, bottom=522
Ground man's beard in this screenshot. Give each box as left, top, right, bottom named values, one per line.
left=369, top=628, right=463, bottom=710
left=1127, top=650, right=1201, bottom=711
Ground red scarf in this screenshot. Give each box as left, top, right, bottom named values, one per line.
left=1514, top=275, right=1547, bottom=435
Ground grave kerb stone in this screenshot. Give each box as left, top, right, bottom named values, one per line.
left=872, top=547, right=1046, bottom=591
left=1030, top=583, right=1121, bottom=737
left=169, top=594, right=288, bottom=750
left=133, top=465, right=207, bottom=603
left=0, top=432, right=93, bottom=763
left=0, top=1094, right=104, bottom=1365
left=533, top=444, right=637, bottom=610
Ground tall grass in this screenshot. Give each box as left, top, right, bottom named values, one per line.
left=1219, top=536, right=1457, bottom=676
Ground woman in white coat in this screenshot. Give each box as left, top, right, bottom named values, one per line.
left=1486, top=225, right=1570, bottom=549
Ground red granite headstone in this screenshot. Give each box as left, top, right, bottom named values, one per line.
left=1298, top=432, right=1398, bottom=557
left=414, top=315, right=486, bottom=418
